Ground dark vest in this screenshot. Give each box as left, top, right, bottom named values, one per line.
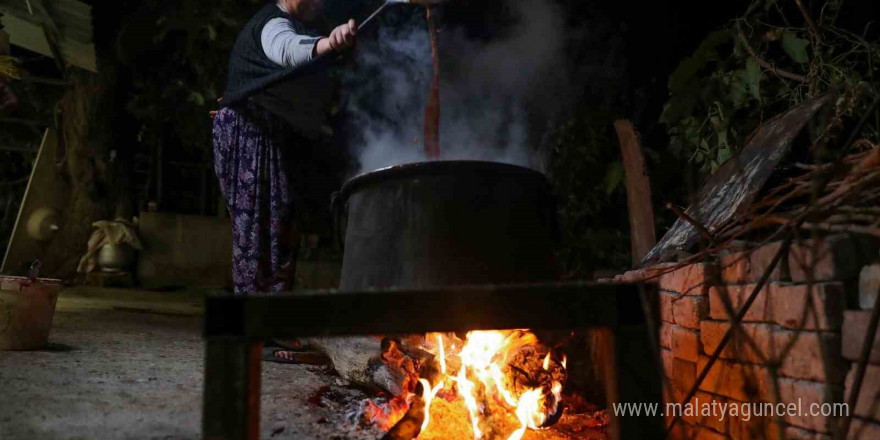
left=222, top=4, right=336, bottom=137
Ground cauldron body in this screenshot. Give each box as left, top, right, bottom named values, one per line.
left=338, top=161, right=558, bottom=290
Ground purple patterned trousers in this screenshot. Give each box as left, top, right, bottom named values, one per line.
left=212, top=102, right=297, bottom=295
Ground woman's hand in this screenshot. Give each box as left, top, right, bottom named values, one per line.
left=315, top=19, right=357, bottom=57
left=209, top=97, right=222, bottom=119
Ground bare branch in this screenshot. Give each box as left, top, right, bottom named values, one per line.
left=737, top=25, right=808, bottom=83
left=794, top=0, right=823, bottom=45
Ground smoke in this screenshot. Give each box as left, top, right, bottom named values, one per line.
left=344, top=0, right=572, bottom=175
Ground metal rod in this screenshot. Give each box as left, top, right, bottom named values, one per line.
left=358, top=1, right=393, bottom=31
left=204, top=283, right=646, bottom=339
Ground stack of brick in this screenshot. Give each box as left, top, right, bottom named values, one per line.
left=616, top=234, right=879, bottom=439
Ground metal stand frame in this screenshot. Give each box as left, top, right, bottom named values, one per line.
left=203, top=282, right=663, bottom=440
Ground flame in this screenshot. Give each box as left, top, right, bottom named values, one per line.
left=415, top=331, right=565, bottom=440
left=418, top=378, right=444, bottom=433
left=507, top=388, right=545, bottom=440
left=456, top=367, right=483, bottom=439
left=436, top=334, right=446, bottom=375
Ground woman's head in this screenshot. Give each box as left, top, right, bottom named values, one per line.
left=277, top=0, right=325, bottom=22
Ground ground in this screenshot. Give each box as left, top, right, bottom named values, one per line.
left=0, top=287, right=606, bottom=440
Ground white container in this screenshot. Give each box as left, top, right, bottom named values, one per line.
left=0, top=276, right=62, bottom=350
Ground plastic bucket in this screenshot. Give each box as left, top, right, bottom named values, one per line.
left=0, top=276, right=62, bottom=350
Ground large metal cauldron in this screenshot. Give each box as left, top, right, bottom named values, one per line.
left=337, top=161, right=558, bottom=290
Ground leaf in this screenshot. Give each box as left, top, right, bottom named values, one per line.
left=745, top=58, right=762, bottom=100
left=188, top=91, right=205, bottom=106
left=604, top=162, right=625, bottom=196
left=667, top=30, right=731, bottom=93
left=205, top=25, right=217, bottom=41
left=717, top=146, right=732, bottom=164
left=730, top=70, right=749, bottom=106
left=782, top=31, right=810, bottom=64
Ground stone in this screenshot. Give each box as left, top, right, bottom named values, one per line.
left=841, top=310, right=880, bottom=364
left=768, top=282, right=845, bottom=331
left=679, top=392, right=729, bottom=434
left=785, top=426, right=832, bottom=440
left=859, top=263, right=880, bottom=310
left=849, top=417, right=880, bottom=440
left=700, top=321, right=844, bottom=382
left=773, top=330, right=844, bottom=383
left=697, top=357, right=775, bottom=401
left=674, top=295, right=709, bottom=329
left=728, top=415, right=782, bottom=440
left=708, top=284, right=770, bottom=322
left=721, top=241, right=789, bottom=284
left=661, top=348, right=675, bottom=381
left=671, top=325, right=701, bottom=362
left=668, top=419, right=696, bottom=440
left=660, top=263, right=718, bottom=295
left=777, top=378, right=842, bottom=433
left=673, top=358, right=697, bottom=393
left=660, top=291, right=677, bottom=323
left=844, top=363, right=880, bottom=420
left=788, top=235, right=880, bottom=283
left=660, top=322, right=674, bottom=349
left=700, top=320, right=771, bottom=363
left=708, top=282, right=844, bottom=331
left=694, top=425, right=730, bottom=440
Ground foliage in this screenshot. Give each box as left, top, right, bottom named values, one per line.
left=120, top=0, right=266, bottom=155
left=549, top=110, right=633, bottom=277
left=660, top=0, right=880, bottom=179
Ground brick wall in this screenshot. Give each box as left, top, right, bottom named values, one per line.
left=615, top=234, right=880, bottom=439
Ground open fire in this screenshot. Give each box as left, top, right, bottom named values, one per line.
left=363, top=330, right=568, bottom=440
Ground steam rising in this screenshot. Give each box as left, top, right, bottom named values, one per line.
left=345, top=0, right=570, bottom=175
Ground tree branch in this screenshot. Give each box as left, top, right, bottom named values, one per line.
left=794, top=0, right=823, bottom=45
left=737, top=25, right=808, bottom=83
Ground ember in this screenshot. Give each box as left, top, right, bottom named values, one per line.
left=366, top=330, right=568, bottom=440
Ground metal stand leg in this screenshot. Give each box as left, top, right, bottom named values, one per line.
left=203, top=340, right=262, bottom=440
left=610, top=323, right=665, bottom=440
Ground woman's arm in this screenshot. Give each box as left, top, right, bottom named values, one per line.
left=261, top=18, right=357, bottom=69
left=314, top=19, right=357, bottom=57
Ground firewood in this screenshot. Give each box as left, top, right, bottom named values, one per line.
left=380, top=383, right=426, bottom=440
left=303, top=336, right=420, bottom=397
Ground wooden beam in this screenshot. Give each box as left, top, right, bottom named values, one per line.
left=614, top=120, right=656, bottom=267
left=1, top=13, right=96, bottom=72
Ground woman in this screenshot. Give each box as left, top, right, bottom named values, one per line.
left=212, top=0, right=356, bottom=296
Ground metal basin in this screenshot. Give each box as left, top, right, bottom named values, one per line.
left=338, top=161, right=559, bottom=290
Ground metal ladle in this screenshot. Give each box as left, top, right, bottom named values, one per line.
left=358, top=0, right=447, bottom=31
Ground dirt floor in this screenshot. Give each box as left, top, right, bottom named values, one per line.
left=0, top=287, right=607, bottom=440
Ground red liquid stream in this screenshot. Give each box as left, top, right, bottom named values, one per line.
left=423, top=7, right=440, bottom=159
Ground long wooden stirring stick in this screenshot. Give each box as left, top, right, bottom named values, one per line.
left=423, top=6, right=440, bottom=159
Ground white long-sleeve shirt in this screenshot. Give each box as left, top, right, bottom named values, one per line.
left=260, top=6, right=321, bottom=68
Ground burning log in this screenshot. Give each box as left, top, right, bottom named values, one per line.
left=302, top=336, right=421, bottom=397
left=380, top=382, right=427, bottom=440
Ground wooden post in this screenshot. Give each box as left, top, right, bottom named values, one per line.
left=203, top=340, right=262, bottom=440
left=614, top=120, right=656, bottom=267
left=605, top=285, right=663, bottom=440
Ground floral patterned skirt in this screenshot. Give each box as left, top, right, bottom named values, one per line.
left=212, top=102, right=297, bottom=295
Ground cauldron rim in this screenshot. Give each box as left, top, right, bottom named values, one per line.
left=339, top=160, right=548, bottom=201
